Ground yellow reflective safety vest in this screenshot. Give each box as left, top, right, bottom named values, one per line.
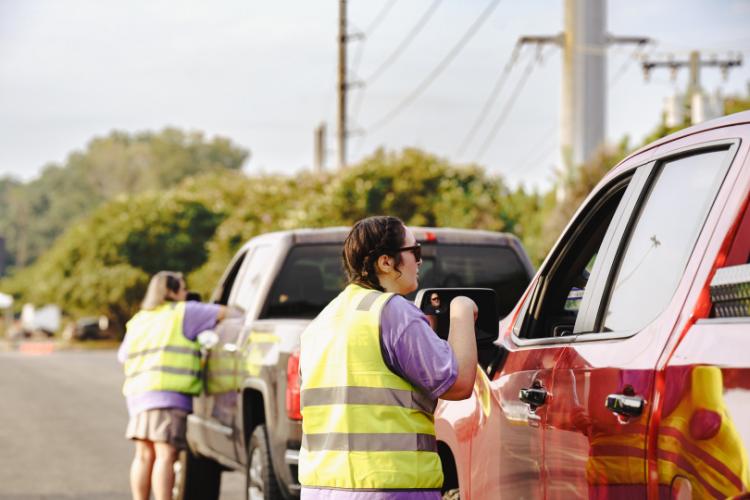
left=206, top=349, right=236, bottom=394
left=122, top=302, right=202, bottom=396
left=299, top=284, right=443, bottom=491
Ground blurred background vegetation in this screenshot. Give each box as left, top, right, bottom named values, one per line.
left=1, top=97, right=749, bottom=335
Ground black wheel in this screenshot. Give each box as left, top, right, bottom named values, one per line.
left=174, top=448, right=221, bottom=500
left=246, top=425, right=282, bottom=500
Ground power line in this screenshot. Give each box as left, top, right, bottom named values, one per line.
left=352, top=0, right=442, bottom=122
left=350, top=0, right=399, bottom=78
left=609, top=43, right=650, bottom=88
left=508, top=43, right=651, bottom=179
left=350, top=1, right=398, bottom=89
left=507, top=125, right=556, bottom=177
left=455, top=43, right=524, bottom=156
left=474, top=54, right=537, bottom=162
left=365, top=0, right=443, bottom=85
left=366, top=0, right=503, bottom=134
left=505, top=44, right=656, bottom=180
left=364, top=0, right=398, bottom=35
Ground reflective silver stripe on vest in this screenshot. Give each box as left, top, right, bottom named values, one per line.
left=356, top=291, right=381, bottom=311
left=302, top=432, right=436, bottom=452
left=127, top=345, right=200, bottom=359
left=125, top=365, right=202, bottom=379
left=302, top=486, right=441, bottom=493
left=301, top=386, right=435, bottom=413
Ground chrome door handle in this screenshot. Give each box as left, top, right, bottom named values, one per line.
left=519, top=387, right=548, bottom=411
left=606, top=394, right=646, bottom=417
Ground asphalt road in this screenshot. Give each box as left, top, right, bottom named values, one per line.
left=0, top=349, right=244, bottom=500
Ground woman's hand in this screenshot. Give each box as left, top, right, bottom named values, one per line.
left=449, top=296, right=478, bottom=322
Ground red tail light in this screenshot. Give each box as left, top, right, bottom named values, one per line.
left=286, top=348, right=302, bottom=420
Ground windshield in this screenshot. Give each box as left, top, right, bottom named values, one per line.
left=260, top=243, right=530, bottom=320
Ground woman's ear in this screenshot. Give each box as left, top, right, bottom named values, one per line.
left=375, top=254, right=394, bottom=275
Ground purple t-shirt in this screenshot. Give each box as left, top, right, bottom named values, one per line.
left=118, top=301, right=221, bottom=416
left=302, top=295, right=456, bottom=500
left=379, top=295, right=458, bottom=401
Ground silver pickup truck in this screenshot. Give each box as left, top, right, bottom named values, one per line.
left=178, top=226, right=534, bottom=500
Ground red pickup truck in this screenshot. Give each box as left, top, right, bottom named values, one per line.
left=436, top=111, right=750, bottom=499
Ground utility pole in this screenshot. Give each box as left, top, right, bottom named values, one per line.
left=314, top=123, right=327, bottom=173
left=518, top=0, right=649, bottom=181
left=0, top=236, right=6, bottom=276
left=642, top=50, right=742, bottom=124
left=562, top=0, right=606, bottom=169
left=337, top=0, right=348, bottom=170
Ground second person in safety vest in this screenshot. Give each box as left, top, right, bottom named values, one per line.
left=118, top=271, right=228, bottom=500
left=299, top=215, right=478, bottom=499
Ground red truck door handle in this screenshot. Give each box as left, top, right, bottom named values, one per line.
left=519, top=387, right=548, bottom=411
left=606, top=394, right=646, bottom=417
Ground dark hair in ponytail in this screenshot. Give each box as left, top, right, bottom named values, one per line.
left=342, top=216, right=406, bottom=291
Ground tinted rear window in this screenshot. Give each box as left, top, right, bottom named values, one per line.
left=261, top=245, right=344, bottom=319
left=418, top=245, right=530, bottom=317
left=260, top=243, right=531, bottom=319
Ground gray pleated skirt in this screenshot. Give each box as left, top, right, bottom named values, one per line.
left=125, top=408, right=188, bottom=450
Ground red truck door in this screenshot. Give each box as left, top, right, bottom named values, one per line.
left=504, top=158, right=655, bottom=497
left=543, top=138, right=741, bottom=498
left=462, top=346, right=560, bottom=499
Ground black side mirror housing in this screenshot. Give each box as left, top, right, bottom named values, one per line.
left=414, top=287, right=502, bottom=373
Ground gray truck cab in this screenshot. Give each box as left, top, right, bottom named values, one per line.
left=181, top=226, right=534, bottom=500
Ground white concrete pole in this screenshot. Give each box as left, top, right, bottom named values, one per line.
left=561, top=0, right=607, bottom=170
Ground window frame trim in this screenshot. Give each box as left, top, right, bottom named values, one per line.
left=513, top=166, right=646, bottom=345
left=511, top=138, right=741, bottom=348
left=572, top=165, right=655, bottom=333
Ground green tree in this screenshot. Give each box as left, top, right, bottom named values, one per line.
left=725, top=94, right=750, bottom=115
left=188, top=148, right=530, bottom=294
left=1, top=191, right=224, bottom=331
left=0, top=128, right=248, bottom=275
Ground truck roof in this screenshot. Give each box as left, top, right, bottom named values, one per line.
left=239, top=225, right=524, bottom=248
left=626, top=110, right=750, bottom=163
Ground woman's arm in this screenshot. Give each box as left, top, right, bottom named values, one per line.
left=439, top=296, right=478, bottom=401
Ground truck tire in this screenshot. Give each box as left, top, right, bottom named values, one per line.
left=442, top=489, right=460, bottom=500
left=175, top=448, right=221, bottom=500
left=246, top=425, right=282, bottom=500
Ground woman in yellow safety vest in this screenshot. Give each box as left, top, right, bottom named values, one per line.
left=118, top=271, right=227, bottom=500
left=299, top=216, right=478, bottom=499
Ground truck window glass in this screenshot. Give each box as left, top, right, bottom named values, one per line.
left=522, top=176, right=630, bottom=339
left=232, top=245, right=274, bottom=312
left=261, top=243, right=531, bottom=320
left=261, top=245, right=345, bottom=319
left=602, top=149, right=729, bottom=332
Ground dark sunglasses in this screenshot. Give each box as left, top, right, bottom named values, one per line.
left=397, top=244, right=422, bottom=261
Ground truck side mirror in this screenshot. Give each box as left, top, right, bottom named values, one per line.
left=414, top=287, right=503, bottom=374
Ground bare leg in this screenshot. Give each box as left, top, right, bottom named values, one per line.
left=152, top=441, right=178, bottom=500
left=130, top=440, right=155, bottom=500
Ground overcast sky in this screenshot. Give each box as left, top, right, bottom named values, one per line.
left=1, top=0, right=749, bottom=190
